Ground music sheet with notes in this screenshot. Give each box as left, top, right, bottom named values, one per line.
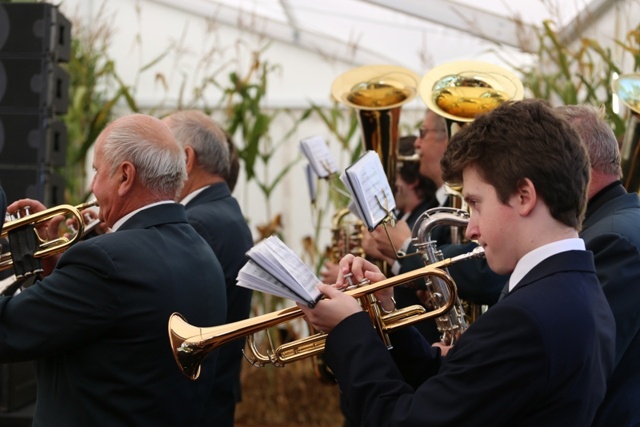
left=340, top=150, right=396, bottom=231
left=300, top=135, right=338, bottom=178
left=236, top=236, right=323, bottom=307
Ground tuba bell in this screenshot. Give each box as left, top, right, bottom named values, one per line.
left=612, top=73, right=640, bottom=193
left=331, top=64, right=420, bottom=191
left=419, top=60, right=525, bottom=137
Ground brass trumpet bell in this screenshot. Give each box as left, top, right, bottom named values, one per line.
left=419, top=60, right=524, bottom=123
left=331, top=65, right=420, bottom=111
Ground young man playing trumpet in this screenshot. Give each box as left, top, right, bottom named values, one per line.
left=299, top=99, right=615, bottom=426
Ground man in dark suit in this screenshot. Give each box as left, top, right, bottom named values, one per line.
left=300, top=100, right=615, bottom=426
left=557, top=104, right=640, bottom=427
left=0, top=114, right=227, bottom=426
left=165, top=110, right=254, bottom=427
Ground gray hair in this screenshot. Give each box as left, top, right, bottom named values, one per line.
left=102, top=114, right=187, bottom=198
left=556, top=104, right=622, bottom=178
left=166, top=110, right=230, bottom=178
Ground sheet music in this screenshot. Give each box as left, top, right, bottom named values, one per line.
left=300, top=135, right=338, bottom=178
left=305, top=164, right=318, bottom=204
left=236, top=236, right=323, bottom=306
left=340, top=151, right=396, bottom=231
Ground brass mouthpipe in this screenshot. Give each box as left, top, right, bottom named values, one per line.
left=168, top=246, right=485, bottom=380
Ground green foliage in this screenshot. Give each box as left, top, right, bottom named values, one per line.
left=61, top=5, right=137, bottom=204
left=214, top=57, right=307, bottom=223
left=516, top=21, right=640, bottom=138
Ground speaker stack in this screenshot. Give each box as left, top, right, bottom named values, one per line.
left=0, top=2, right=71, bottom=207
left=0, top=3, right=72, bottom=418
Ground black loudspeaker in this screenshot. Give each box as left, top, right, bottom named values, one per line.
left=0, top=3, right=71, bottom=62
left=0, top=3, right=70, bottom=209
left=0, top=58, right=69, bottom=114
left=0, top=168, right=64, bottom=207
left=0, top=114, right=67, bottom=168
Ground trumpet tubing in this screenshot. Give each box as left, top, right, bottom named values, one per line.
left=1, top=201, right=99, bottom=274
left=168, top=247, right=485, bottom=380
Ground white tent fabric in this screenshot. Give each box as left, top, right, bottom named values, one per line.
left=60, top=0, right=639, bottom=257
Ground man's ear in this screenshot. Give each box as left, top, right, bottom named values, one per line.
left=184, top=146, right=196, bottom=174
left=117, top=162, right=136, bottom=195
left=516, top=178, right=537, bottom=216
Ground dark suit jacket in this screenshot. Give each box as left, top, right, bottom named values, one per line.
left=325, top=250, right=615, bottom=427
left=0, top=203, right=227, bottom=427
left=582, top=183, right=640, bottom=427
left=184, top=183, right=254, bottom=427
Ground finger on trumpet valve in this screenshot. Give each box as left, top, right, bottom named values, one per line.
left=66, top=221, right=78, bottom=235
left=338, top=272, right=355, bottom=291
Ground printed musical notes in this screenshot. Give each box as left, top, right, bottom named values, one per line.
left=236, top=236, right=323, bottom=307
left=300, top=135, right=338, bottom=178
left=340, top=151, right=396, bottom=231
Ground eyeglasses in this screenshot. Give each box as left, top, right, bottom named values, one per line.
left=419, top=128, right=445, bottom=138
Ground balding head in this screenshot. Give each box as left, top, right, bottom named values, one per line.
left=97, top=113, right=187, bottom=200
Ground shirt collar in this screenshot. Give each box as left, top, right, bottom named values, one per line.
left=179, top=185, right=210, bottom=206
left=436, top=185, right=448, bottom=207
left=508, top=238, right=585, bottom=291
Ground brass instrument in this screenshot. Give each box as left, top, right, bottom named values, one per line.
left=396, top=152, right=420, bottom=166
left=169, top=247, right=485, bottom=380
left=419, top=60, right=524, bottom=137
left=331, top=64, right=420, bottom=191
left=411, top=207, right=472, bottom=345
left=326, top=208, right=365, bottom=264
left=1, top=201, right=98, bottom=275
left=613, top=73, right=640, bottom=192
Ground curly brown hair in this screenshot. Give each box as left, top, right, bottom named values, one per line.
left=441, top=99, right=590, bottom=230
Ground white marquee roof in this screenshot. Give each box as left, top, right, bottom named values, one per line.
left=145, top=0, right=619, bottom=69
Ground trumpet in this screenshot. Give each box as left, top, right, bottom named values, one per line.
left=168, top=246, right=485, bottom=380
left=1, top=201, right=98, bottom=275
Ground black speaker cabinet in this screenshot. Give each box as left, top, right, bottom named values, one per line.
left=0, top=3, right=71, bottom=62
left=0, top=58, right=69, bottom=115
left=0, top=168, right=65, bottom=207
left=0, top=362, right=37, bottom=413
left=0, top=114, right=67, bottom=168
